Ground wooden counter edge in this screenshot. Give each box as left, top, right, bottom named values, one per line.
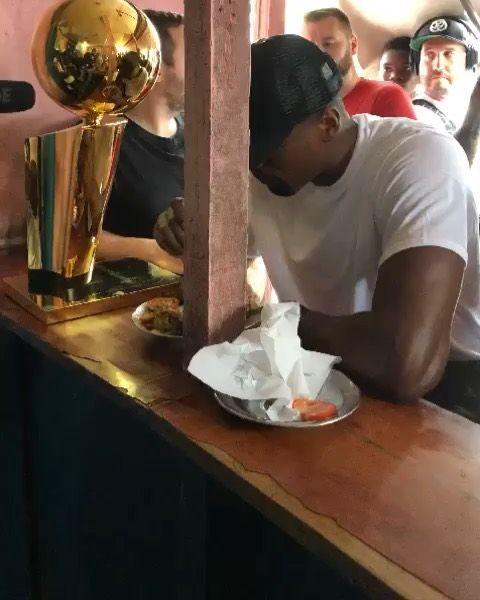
left=0, top=309, right=450, bottom=600
left=189, top=438, right=450, bottom=600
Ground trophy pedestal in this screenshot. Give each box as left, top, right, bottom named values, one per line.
left=2, top=258, right=181, bottom=324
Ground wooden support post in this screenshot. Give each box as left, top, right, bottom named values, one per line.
left=255, top=0, right=285, bottom=40
left=183, top=0, right=250, bottom=361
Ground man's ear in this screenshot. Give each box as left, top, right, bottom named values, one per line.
left=350, top=34, right=358, bottom=56
left=316, top=107, right=341, bottom=142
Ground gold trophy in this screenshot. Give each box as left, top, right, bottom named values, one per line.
left=3, top=0, right=180, bottom=322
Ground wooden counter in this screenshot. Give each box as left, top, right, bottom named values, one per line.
left=1, top=251, right=479, bottom=600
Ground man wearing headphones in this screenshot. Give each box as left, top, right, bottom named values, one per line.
left=411, top=15, right=480, bottom=164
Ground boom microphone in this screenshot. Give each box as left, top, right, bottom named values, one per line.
left=0, top=81, right=35, bottom=113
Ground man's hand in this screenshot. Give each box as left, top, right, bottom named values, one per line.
left=145, top=239, right=184, bottom=274
left=153, top=198, right=185, bottom=256
left=97, top=231, right=183, bottom=275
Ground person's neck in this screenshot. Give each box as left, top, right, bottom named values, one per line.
left=128, top=94, right=178, bottom=138
left=312, top=120, right=359, bottom=187
left=341, top=66, right=360, bottom=97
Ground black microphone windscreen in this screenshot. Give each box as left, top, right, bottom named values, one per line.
left=0, top=81, right=35, bottom=113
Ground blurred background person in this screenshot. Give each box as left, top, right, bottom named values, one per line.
left=302, top=8, right=416, bottom=119
left=97, top=10, right=185, bottom=274
left=379, top=36, right=418, bottom=96
left=410, top=15, right=480, bottom=164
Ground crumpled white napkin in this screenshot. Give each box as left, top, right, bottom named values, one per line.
left=188, top=303, right=340, bottom=421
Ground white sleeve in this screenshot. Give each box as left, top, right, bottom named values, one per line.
left=374, top=132, right=473, bottom=266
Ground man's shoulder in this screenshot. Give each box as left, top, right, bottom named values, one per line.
left=123, top=117, right=184, bottom=154
left=357, top=79, right=398, bottom=92
left=355, top=78, right=409, bottom=99
left=356, top=114, right=469, bottom=174
left=122, top=118, right=148, bottom=143
left=358, top=111, right=453, bottom=140
left=413, top=102, right=447, bottom=129
left=356, top=79, right=416, bottom=118
left=412, top=94, right=459, bottom=132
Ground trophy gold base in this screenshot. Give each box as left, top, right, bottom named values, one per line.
left=2, top=258, right=181, bottom=325
left=27, top=268, right=92, bottom=298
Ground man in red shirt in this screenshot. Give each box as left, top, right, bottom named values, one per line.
left=302, top=8, right=416, bottom=119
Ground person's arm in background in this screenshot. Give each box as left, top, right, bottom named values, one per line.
left=455, top=76, right=480, bottom=165
left=372, top=84, right=417, bottom=119
left=97, top=230, right=183, bottom=274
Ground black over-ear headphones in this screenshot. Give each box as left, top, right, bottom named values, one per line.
left=410, top=16, right=479, bottom=75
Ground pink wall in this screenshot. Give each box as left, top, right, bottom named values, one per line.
left=0, top=0, right=183, bottom=248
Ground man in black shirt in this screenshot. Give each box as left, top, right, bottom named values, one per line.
left=97, top=10, right=185, bottom=274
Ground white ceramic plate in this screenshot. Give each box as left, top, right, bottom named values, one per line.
left=132, top=303, right=262, bottom=339
left=214, top=370, right=360, bottom=428
left=132, top=299, right=183, bottom=339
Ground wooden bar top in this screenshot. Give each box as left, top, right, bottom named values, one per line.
left=1, top=250, right=479, bottom=600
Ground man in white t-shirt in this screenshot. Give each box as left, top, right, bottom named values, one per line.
left=156, top=35, right=480, bottom=421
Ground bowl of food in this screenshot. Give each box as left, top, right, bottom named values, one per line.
left=132, top=301, right=263, bottom=338
left=132, top=296, right=183, bottom=338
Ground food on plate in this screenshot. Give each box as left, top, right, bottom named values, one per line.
left=292, top=397, right=338, bottom=421
left=138, top=297, right=182, bottom=335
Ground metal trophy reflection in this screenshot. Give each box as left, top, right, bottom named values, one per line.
left=26, top=0, right=161, bottom=297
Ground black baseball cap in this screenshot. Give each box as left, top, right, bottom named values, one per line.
left=410, top=16, right=475, bottom=52
left=249, top=34, right=342, bottom=169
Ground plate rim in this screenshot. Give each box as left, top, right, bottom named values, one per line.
left=132, top=301, right=262, bottom=339
left=214, top=370, right=360, bottom=428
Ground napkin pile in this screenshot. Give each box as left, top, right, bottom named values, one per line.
left=188, top=303, right=340, bottom=422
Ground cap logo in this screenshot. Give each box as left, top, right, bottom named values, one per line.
left=429, top=19, right=448, bottom=33
left=321, top=62, right=333, bottom=80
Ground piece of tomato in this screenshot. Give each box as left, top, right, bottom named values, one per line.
left=292, top=397, right=338, bottom=421
left=292, top=397, right=310, bottom=411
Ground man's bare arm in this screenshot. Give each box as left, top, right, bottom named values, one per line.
left=97, top=230, right=184, bottom=274
left=299, top=247, right=464, bottom=402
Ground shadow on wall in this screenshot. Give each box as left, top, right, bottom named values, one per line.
left=0, top=0, right=183, bottom=250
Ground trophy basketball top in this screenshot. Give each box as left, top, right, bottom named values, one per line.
left=31, top=0, right=161, bottom=125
